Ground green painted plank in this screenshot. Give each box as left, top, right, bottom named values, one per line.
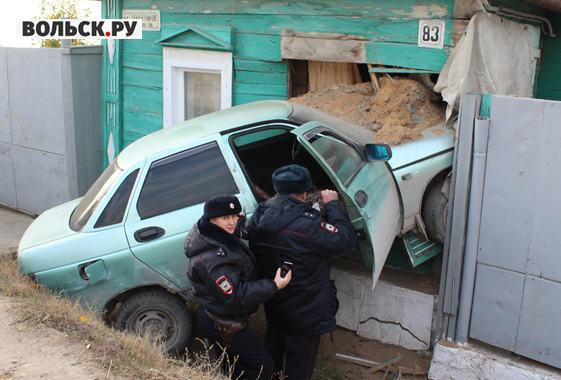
left=368, top=67, right=437, bottom=73
left=122, top=53, right=163, bottom=71
left=122, top=109, right=163, bottom=136
left=123, top=131, right=145, bottom=149
left=537, top=89, right=561, bottom=101
left=122, top=85, right=164, bottom=116
left=234, top=83, right=287, bottom=96
left=235, top=34, right=282, bottom=61
left=233, top=93, right=287, bottom=105
left=161, top=14, right=453, bottom=45
left=235, top=59, right=287, bottom=73
left=122, top=67, right=163, bottom=89
left=235, top=70, right=287, bottom=85
left=366, top=41, right=450, bottom=72
left=122, top=31, right=164, bottom=55
left=149, top=0, right=454, bottom=18
left=538, top=73, right=561, bottom=90
left=541, top=48, right=561, bottom=61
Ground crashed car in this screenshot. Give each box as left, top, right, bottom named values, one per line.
left=17, top=100, right=454, bottom=354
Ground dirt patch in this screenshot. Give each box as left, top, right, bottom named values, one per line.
left=248, top=305, right=431, bottom=380
left=289, top=77, right=446, bottom=146
left=0, top=297, right=116, bottom=380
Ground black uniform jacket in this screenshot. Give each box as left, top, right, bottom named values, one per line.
left=248, top=194, right=356, bottom=336
left=185, top=220, right=278, bottom=318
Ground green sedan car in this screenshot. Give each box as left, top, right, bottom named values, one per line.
left=17, top=100, right=454, bottom=354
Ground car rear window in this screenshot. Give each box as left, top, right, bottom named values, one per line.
left=136, top=142, right=239, bottom=220
left=70, top=159, right=123, bottom=232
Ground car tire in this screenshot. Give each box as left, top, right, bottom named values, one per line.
left=422, top=179, right=448, bottom=245
left=115, top=290, right=192, bottom=355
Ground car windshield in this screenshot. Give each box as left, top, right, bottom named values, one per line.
left=309, top=132, right=364, bottom=186
left=70, top=160, right=124, bottom=231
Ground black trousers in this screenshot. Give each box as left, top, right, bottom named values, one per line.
left=197, top=306, right=274, bottom=380
left=264, top=325, right=321, bottom=380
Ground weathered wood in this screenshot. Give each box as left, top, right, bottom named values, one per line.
left=235, top=70, right=287, bottom=85
left=451, top=19, right=470, bottom=47
left=282, top=35, right=366, bottom=62
left=122, top=110, right=163, bottom=136
left=152, top=0, right=455, bottom=18
left=453, top=0, right=481, bottom=18
left=366, top=42, right=450, bottom=72
left=367, top=356, right=403, bottom=373
left=122, top=131, right=144, bottom=148
left=234, top=83, right=287, bottom=97
left=233, top=93, right=286, bottom=105
left=122, top=67, right=163, bottom=89
left=235, top=34, right=282, bottom=62
left=122, top=85, right=163, bottom=116
left=122, top=53, right=163, bottom=71
left=234, top=59, right=288, bottom=73
left=308, top=61, right=361, bottom=91
left=367, top=63, right=381, bottom=94
left=161, top=14, right=454, bottom=46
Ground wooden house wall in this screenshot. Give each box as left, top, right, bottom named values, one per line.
left=112, top=0, right=457, bottom=150
left=103, top=0, right=557, bottom=157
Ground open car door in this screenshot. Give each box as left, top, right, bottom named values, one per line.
left=291, top=122, right=401, bottom=288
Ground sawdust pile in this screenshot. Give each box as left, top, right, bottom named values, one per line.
left=289, top=76, right=446, bottom=146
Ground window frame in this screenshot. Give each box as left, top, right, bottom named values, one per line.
left=163, top=47, right=233, bottom=128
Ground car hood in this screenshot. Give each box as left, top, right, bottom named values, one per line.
left=18, top=198, right=81, bottom=253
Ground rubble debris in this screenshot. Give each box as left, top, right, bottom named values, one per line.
left=289, top=77, right=446, bottom=146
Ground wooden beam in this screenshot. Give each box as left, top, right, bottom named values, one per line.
left=367, top=63, right=381, bottom=94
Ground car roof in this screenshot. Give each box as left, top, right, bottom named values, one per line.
left=117, top=100, right=294, bottom=169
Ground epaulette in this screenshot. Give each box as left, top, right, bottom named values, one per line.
left=217, top=246, right=226, bottom=256
left=302, top=211, right=318, bottom=219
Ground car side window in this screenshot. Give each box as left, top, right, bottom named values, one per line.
left=94, top=169, right=139, bottom=228
left=309, top=132, right=364, bottom=186
left=136, top=142, right=239, bottom=220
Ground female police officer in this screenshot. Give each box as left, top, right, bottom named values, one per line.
left=185, top=194, right=291, bottom=380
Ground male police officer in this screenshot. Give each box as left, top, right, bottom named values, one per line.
left=248, top=164, right=356, bottom=380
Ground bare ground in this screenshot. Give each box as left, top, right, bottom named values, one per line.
left=0, top=296, right=117, bottom=380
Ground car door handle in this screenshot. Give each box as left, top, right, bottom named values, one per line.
left=134, top=226, right=165, bottom=242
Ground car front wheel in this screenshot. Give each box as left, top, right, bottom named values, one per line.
left=115, top=290, right=192, bottom=355
left=422, top=178, right=448, bottom=245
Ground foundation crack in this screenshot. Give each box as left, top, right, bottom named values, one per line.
left=359, top=316, right=428, bottom=346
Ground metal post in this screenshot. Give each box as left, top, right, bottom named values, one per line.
left=456, top=116, right=490, bottom=343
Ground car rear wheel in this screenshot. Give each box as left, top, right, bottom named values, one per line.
left=422, top=179, right=448, bottom=245
left=115, top=290, right=192, bottom=355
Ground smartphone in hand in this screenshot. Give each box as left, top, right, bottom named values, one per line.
left=280, top=261, right=293, bottom=278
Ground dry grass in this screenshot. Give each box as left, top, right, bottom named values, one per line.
left=0, top=253, right=231, bottom=380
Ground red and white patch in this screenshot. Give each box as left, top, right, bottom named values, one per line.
left=321, top=221, right=338, bottom=233
left=215, top=275, right=233, bottom=295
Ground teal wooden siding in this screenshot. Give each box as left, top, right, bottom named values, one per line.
left=538, top=11, right=561, bottom=101
left=103, top=0, right=462, bottom=158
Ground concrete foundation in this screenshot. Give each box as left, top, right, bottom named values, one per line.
left=429, top=341, right=561, bottom=380
left=331, top=264, right=437, bottom=351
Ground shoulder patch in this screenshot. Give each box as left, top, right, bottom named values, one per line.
left=215, top=275, right=233, bottom=295
left=321, top=221, right=339, bottom=233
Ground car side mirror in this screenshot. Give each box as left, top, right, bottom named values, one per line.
left=365, top=143, right=392, bottom=162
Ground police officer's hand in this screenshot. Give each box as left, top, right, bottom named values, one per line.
left=321, top=189, right=339, bottom=205
left=273, top=268, right=291, bottom=290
